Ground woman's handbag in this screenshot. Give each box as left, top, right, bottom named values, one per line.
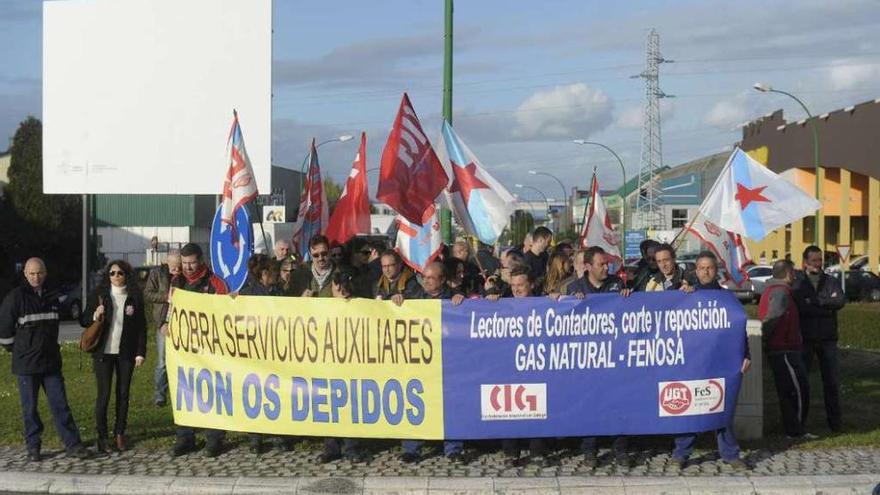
left=79, top=296, right=104, bottom=352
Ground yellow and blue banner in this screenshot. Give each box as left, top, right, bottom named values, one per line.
left=166, top=289, right=746, bottom=439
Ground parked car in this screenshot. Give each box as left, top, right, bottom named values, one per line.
left=842, top=271, right=880, bottom=302
left=825, top=255, right=874, bottom=274
left=57, top=282, right=83, bottom=320
left=744, top=265, right=773, bottom=301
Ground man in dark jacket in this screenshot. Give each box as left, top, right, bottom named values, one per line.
left=394, top=261, right=466, bottom=463
left=792, top=246, right=845, bottom=432
left=560, top=247, right=629, bottom=467
left=0, top=258, right=89, bottom=462
left=168, top=243, right=229, bottom=457
left=759, top=260, right=813, bottom=439
left=290, top=235, right=340, bottom=297
left=630, top=239, right=660, bottom=291
left=671, top=252, right=749, bottom=469
left=374, top=250, right=420, bottom=303
left=143, top=251, right=180, bottom=407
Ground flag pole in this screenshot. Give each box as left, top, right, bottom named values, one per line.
left=670, top=149, right=735, bottom=249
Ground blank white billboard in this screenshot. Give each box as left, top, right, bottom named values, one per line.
left=43, top=0, right=272, bottom=194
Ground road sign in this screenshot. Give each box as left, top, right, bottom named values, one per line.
left=836, top=244, right=851, bottom=263
left=210, top=205, right=253, bottom=293
left=624, top=230, right=647, bottom=259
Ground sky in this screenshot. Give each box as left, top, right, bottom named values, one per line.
left=2, top=0, right=880, bottom=200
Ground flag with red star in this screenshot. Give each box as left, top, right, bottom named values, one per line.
left=699, top=148, right=821, bottom=241
left=395, top=204, right=442, bottom=273
left=684, top=211, right=752, bottom=287
left=437, top=121, right=515, bottom=244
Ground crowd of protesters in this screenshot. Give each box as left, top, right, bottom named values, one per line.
left=0, top=226, right=844, bottom=469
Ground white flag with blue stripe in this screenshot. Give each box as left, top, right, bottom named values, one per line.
left=699, top=148, right=821, bottom=241
left=437, top=121, right=515, bottom=245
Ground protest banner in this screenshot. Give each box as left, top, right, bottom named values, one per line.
left=166, top=290, right=746, bottom=439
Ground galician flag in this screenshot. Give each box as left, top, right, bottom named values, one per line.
left=700, top=148, right=821, bottom=241
left=437, top=121, right=514, bottom=245
left=580, top=171, right=621, bottom=263
left=685, top=211, right=752, bottom=287
left=395, top=204, right=442, bottom=273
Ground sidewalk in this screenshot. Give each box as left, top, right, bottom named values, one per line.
left=0, top=444, right=877, bottom=494
left=2, top=471, right=878, bottom=494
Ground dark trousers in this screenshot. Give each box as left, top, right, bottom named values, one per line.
left=17, top=372, right=82, bottom=451
left=93, top=355, right=135, bottom=439
left=802, top=339, right=842, bottom=429
left=673, top=426, right=740, bottom=462
left=580, top=436, right=628, bottom=456
left=768, top=351, right=810, bottom=437
left=502, top=438, right=547, bottom=458
left=176, top=427, right=225, bottom=445
left=401, top=440, right=463, bottom=457
left=325, top=438, right=360, bottom=456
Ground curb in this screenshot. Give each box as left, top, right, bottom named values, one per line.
left=1, top=471, right=878, bottom=494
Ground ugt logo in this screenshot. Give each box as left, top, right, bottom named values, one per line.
left=480, top=384, right=547, bottom=421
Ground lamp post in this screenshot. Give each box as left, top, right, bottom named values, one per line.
left=515, top=184, right=551, bottom=227
left=573, top=139, right=627, bottom=258
left=528, top=170, right=569, bottom=233
left=753, top=82, right=820, bottom=246
left=298, top=135, right=355, bottom=196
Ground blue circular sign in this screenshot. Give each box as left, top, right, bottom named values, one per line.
left=210, top=205, right=253, bottom=293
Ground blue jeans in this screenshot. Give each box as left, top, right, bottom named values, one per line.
left=673, top=426, right=740, bottom=462
left=154, top=330, right=167, bottom=402
left=17, top=372, right=82, bottom=451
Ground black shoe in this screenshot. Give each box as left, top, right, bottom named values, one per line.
left=26, top=448, right=41, bottom=462
left=614, top=453, right=630, bottom=468
left=172, top=440, right=196, bottom=457
left=344, top=451, right=367, bottom=463
left=669, top=457, right=686, bottom=469
left=446, top=451, right=466, bottom=464
left=66, top=444, right=90, bottom=459
left=96, top=438, right=114, bottom=455
left=321, top=451, right=342, bottom=463
left=400, top=452, right=421, bottom=464
left=249, top=438, right=263, bottom=455
left=280, top=437, right=297, bottom=451
left=204, top=440, right=223, bottom=458
left=155, top=399, right=166, bottom=407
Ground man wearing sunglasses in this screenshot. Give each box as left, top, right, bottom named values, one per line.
left=292, top=235, right=340, bottom=298
left=374, top=250, right=421, bottom=305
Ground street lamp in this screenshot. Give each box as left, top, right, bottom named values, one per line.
left=573, top=139, right=627, bottom=258
left=515, top=183, right=551, bottom=226
left=753, top=82, right=820, bottom=246
left=297, top=135, right=354, bottom=197
left=529, top=170, right=569, bottom=232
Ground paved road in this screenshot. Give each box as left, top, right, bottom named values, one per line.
left=59, top=321, right=82, bottom=343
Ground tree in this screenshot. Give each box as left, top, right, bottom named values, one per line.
left=323, top=177, right=343, bottom=211
left=2, top=117, right=82, bottom=282
left=499, top=210, right=534, bottom=247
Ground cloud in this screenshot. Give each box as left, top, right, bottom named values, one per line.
left=512, top=83, right=613, bottom=140
left=704, top=94, right=756, bottom=129
left=827, top=59, right=880, bottom=90
left=615, top=100, right=675, bottom=130
left=274, top=27, right=489, bottom=89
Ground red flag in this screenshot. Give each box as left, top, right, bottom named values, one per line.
left=326, top=133, right=371, bottom=244
left=377, top=93, right=449, bottom=225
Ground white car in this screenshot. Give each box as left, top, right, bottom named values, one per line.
left=720, top=264, right=772, bottom=303
left=825, top=255, right=873, bottom=274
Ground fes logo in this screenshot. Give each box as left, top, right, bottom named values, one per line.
left=658, top=379, right=725, bottom=417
